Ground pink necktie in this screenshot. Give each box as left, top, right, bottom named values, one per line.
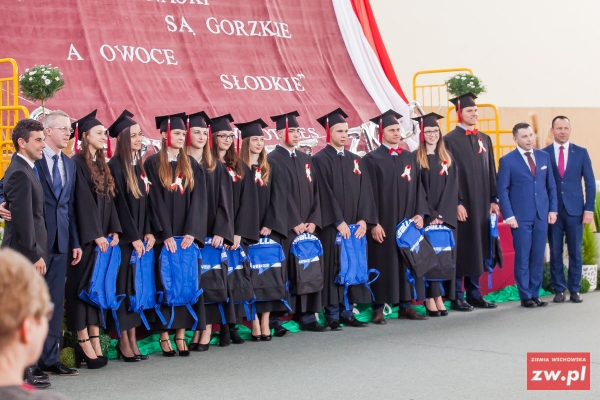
left=558, top=146, right=565, bottom=178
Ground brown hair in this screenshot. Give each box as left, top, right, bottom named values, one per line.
left=211, top=132, right=244, bottom=179
left=0, top=249, right=50, bottom=351
left=186, top=129, right=216, bottom=173
left=113, top=126, right=145, bottom=199
left=416, top=130, right=453, bottom=170
left=240, top=137, right=270, bottom=185
left=158, top=136, right=194, bottom=191
left=80, top=130, right=116, bottom=198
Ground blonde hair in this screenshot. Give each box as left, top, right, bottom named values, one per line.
left=416, top=130, right=453, bottom=170
left=0, top=249, right=50, bottom=351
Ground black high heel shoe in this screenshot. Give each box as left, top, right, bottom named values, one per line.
left=174, top=338, right=190, bottom=357
left=260, top=334, right=272, bottom=342
left=116, top=341, right=139, bottom=362
left=251, top=334, right=262, bottom=342
left=229, top=324, right=245, bottom=344
left=425, top=306, right=441, bottom=317
left=74, top=339, right=107, bottom=369
left=219, top=324, right=231, bottom=347
left=439, top=309, right=448, bottom=316
left=89, top=336, right=108, bottom=361
left=134, top=353, right=149, bottom=361
left=158, top=338, right=176, bottom=357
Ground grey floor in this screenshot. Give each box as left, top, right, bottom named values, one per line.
left=50, top=292, right=600, bottom=400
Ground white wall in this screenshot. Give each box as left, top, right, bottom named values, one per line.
left=371, top=0, right=600, bottom=107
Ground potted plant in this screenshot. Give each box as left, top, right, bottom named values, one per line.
left=445, top=73, right=487, bottom=97
left=18, top=64, right=65, bottom=115
left=582, top=223, right=599, bottom=291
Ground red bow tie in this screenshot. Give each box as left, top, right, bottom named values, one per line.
left=388, top=148, right=402, bottom=155
left=465, top=128, right=479, bottom=136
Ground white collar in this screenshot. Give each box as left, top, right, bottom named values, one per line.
left=17, top=152, right=36, bottom=169
left=554, top=141, right=570, bottom=150
left=517, top=146, right=534, bottom=156
left=381, top=142, right=398, bottom=150
left=328, top=144, right=344, bottom=155
left=167, top=151, right=179, bottom=162
left=278, top=144, right=296, bottom=156
left=458, top=123, right=475, bottom=131
left=43, top=146, right=60, bottom=160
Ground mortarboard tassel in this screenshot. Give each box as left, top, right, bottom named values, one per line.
left=285, top=115, right=289, bottom=144
left=167, top=117, right=172, bottom=147
left=236, top=130, right=240, bottom=153
left=208, top=125, right=213, bottom=149
left=186, top=116, right=191, bottom=146
left=420, top=120, right=425, bottom=143
left=325, top=116, right=330, bottom=143
left=74, top=122, right=79, bottom=153
left=457, top=99, right=462, bottom=123
left=106, top=133, right=112, bottom=158
left=378, top=117, right=383, bottom=143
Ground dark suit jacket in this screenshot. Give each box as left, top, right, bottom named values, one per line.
left=2, top=155, right=48, bottom=263
left=543, top=143, right=595, bottom=216
left=36, top=152, right=80, bottom=253
left=497, top=148, right=557, bottom=222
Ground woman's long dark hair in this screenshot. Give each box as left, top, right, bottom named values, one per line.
left=211, top=131, right=244, bottom=178
left=416, top=127, right=453, bottom=170
left=186, top=128, right=216, bottom=173
left=80, top=130, right=116, bottom=198
left=113, top=126, right=145, bottom=199
left=240, top=137, right=269, bottom=185
left=157, top=135, right=194, bottom=191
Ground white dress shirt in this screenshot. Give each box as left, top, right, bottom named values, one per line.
left=17, top=153, right=36, bottom=169
left=278, top=144, right=296, bottom=157
left=43, top=146, right=66, bottom=187
left=553, top=141, right=569, bottom=170
left=516, top=146, right=536, bottom=166
left=381, top=142, right=400, bottom=155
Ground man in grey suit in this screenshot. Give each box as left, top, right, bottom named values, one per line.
left=2, top=118, right=50, bottom=389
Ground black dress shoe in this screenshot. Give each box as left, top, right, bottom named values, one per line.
left=299, top=321, right=331, bottom=332
left=532, top=297, right=548, bottom=307
left=340, top=316, right=368, bottom=327
left=553, top=292, right=565, bottom=303
left=219, top=324, right=231, bottom=347
left=230, top=325, right=245, bottom=344
left=570, top=292, right=583, bottom=303
left=451, top=299, right=473, bottom=311
left=521, top=299, right=537, bottom=308
left=273, top=326, right=289, bottom=337
left=29, top=366, right=49, bottom=381
left=40, top=361, right=79, bottom=376
left=325, top=319, right=342, bottom=331
left=468, top=297, right=497, bottom=309
left=24, top=368, right=52, bottom=390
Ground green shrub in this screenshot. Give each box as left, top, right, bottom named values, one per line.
left=542, top=263, right=568, bottom=293
left=445, top=73, right=486, bottom=97
left=581, top=278, right=591, bottom=294
left=59, top=347, right=76, bottom=368
left=582, top=224, right=598, bottom=265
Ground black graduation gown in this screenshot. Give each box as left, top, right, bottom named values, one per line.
left=66, top=154, right=121, bottom=332
left=267, top=146, right=322, bottom=314
left=106, top=158, right=160, bottom=332
left=418, top=153, right=459, bottom=299
left=251, top=161, right=289, bottom=314
left=443, top=128, right=497, bottom=277
left=312, top=145, right=377, bottom=307
left=361, top=145, right=429, bottom=305
left=143, top=154, right=207, bottom=330
left=195, top=159, right=236, bottom=326
left=228, top=162, right=260, bottom=323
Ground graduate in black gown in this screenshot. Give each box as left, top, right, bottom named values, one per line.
left=185, top=111, right=236, bottom=351
left=210, top=114, right=260, bottom=346
left=361, top=110, right=429, bottom=324
left=66, top=110, right=120, bottom=368
left=267, top=111, right=325, bottom=332
left=237, top=118, right=288, bottom=341
left=107, top=110, right=159, bottom=361
left=312, top=108, right=376, bottom=330
left=143, top=113, right=207, bottom=357
left=443, top=93, right=498, bottom=311
left=414, top=113, right=458, bottom=316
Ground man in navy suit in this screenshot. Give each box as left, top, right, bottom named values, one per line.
left=498, top=123, right=558, bottom=308
left=0, top=110, right=82, bottom=379
left=543, top=116, right=595, bottom=303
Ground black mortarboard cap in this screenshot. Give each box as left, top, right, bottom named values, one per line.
left=234, top=118, right=268, bottom=140
left=107, top=109, right=136, bottom=138
left=70, top=109, right=103, bottom=139
left=369, top=109, right=403, bottom=143
left=155, top=112, right=186, bottom=132
left=316, top=108, right=348, bottom=129
left=209, top=114, right=234, bottom=133
left=412, top=112, right=444, bottom=128
left=448, top=92, right=477, bottom=109
left=188, top=111, right=212, bottom=129
left=269, top=111, right=300, bottom=131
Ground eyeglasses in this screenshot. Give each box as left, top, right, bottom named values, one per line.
left=216, top=134, right=235, bottom=141
left=51, top=126, right=74, bottom=134
left=423, top=130, right=440, bottom=135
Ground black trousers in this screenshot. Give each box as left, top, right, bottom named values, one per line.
left=40, top=250, right=68, bottom=366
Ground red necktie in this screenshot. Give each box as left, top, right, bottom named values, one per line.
left=388, top=148, right=402, bottom=155
left=465, top=128, right=479, bottom=136
left=558, top=145, right=565, bottom=178
left=525, top=151, right=536, bottom=177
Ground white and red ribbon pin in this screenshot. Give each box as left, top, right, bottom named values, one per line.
left=227, top=167, right=239, bottom=183
left=170, top=173, right=184, bottom=194
left=401, top=165, right=412, bottom=181
left=255, top=168, right=264, bottom=186
left=439, top=161, right=449, bottom=176
left=305, top=164, right=312, bottom=182
left=478, top=138, right=487, bottom=154
left=353, top=159, right=361, bottom=175
left=141, top=173, right=152, bottom=193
